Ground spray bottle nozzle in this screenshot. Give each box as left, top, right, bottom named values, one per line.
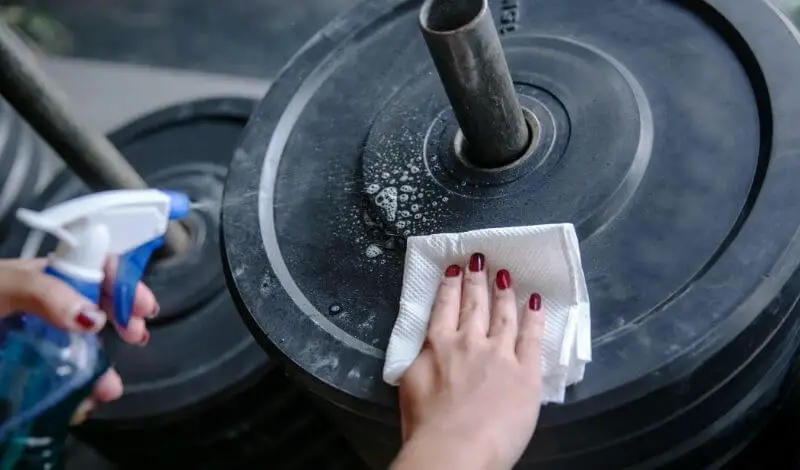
left=162, top=191, right=192, bottom=220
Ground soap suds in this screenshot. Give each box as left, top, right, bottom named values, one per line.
left=365, top=244, right=384, bottom=258
left=374, top=187, right=398, bottom=222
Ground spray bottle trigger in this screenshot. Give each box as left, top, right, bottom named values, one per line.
left=113, top=237, right=164, bottom=328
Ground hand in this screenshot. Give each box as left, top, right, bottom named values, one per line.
left=0, top=258, right=159, bottom=424
left=392, top=253, right=545, bottom=470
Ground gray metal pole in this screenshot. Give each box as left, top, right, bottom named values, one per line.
left=0, top=23, right=191, bottom=256
left=419, top=0, right=530, bottom=168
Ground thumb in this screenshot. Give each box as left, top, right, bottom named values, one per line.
left=0, top=262, right=107, bottom=333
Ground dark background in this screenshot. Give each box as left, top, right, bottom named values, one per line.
left=2, top=0, right=797, bottom=81
left=0, top=0, right=362, bottom=79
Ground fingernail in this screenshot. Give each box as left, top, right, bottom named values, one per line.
left=445, top=265, right=461, bottom=277
left=496, top=269, right=511, bottom=290
left=469, top=253, right=485, bottom=272
left=529, top=293, right=542, bottom=311
left=139, top=331, right=150, bottom=347
left=74, top=307, right=104, bottom=330
left=149, top=302, right=161, bottom=319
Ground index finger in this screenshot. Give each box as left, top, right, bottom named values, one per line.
left=101, top=257, right=159, bottom=322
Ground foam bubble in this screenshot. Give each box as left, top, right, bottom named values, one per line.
left=365, top=244, right=384, bottom=258
left=375, top=187, right=398, bottom=222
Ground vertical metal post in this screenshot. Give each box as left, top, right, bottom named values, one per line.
left=420, top=0, right=530, bottom=168
left=0, top=23, right=191, bottom=255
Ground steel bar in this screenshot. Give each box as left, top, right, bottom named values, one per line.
left=0, top=23, right=190, bottom=255
left=419, top=0, right=530, bottom=168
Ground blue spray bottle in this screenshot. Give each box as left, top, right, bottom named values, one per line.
left=0, top=189, right=192, bottom=469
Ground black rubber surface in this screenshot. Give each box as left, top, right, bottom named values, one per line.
left=221, top=0, right=800, bottom=468
left=1, top=97, right=289, bottom=466
left=0, top=98, right=43, bottom=243
left=0, top=96, right=367, bottom=469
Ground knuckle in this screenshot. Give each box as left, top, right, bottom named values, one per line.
left=431, top=297, right=450, bottom=313
left=465, top=274, right=485, bottom=286
left=459, top=298, right=480, bottom=316
left=19, top=271, right=47, bottom=305
left=426, top=327, right=453, bottom=344
left=460, top=331, right=485, bottom=349
left=492, top=314, right=511, bottom=329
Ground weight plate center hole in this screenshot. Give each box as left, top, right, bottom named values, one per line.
left=420, top=0, right=484, bottom=33
left=152, top=215, right=203, bottom=268
left=454, top=107, right=541, bottom=173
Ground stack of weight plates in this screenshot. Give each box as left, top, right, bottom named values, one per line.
left=220, top=1, right=800, bottom=468
left=0, top=98, right=45, bottom=244
left=0, top=97, right=364, bottom=470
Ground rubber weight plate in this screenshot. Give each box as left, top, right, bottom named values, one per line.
left=0, top=98, right=271, bottom=460
left=81, top=367, right=366, bottom=470
left=221, top=0, right=800, bottom=468
left=0, top=98, right=43, bottom=243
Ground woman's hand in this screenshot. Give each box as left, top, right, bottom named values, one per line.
left=392, top=253, right=545, bottom=470
left=0, top=258, right=159, bottom=423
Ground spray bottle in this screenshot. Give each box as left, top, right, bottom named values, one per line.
left=0, top=189, right=192, bottom=469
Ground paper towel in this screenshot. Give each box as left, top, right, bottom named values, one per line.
left=383, top=224, right=591, bottom=404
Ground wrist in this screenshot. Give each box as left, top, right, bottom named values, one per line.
left=391, top=425, right=500, bottom=470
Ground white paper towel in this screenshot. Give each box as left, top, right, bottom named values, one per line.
left=383, top=224, right=592, bottom=404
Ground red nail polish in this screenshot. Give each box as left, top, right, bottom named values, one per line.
left=529, top=293, right=542, bottom=311
left=140, top=331, right=150, bottom=346
left=469, top=253, right=485, bottom=272
left=445, top=265, right=461, bottom=277
left=496, top=269, right=511, bottom=290
left=75, top=312, right=96, bottom=329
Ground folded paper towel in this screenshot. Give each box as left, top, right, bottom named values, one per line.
left=383, top=224, right=592, bottom=404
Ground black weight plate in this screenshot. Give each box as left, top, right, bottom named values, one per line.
left=0, top=102, right=41, bottom=241
left=222, top=0, right=800, bottom=467
left=0, top=101, right=23, bottom=235
left=2, top=97, right=269, bottom=424
left=79, top=368, right=367, bottom=470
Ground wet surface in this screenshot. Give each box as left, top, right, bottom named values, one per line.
left=0, top=0, right=361, bottom=78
